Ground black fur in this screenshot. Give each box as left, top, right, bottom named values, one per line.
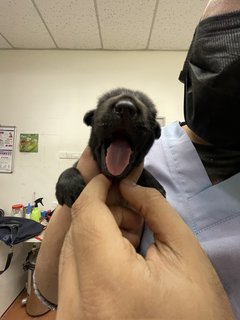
left=56, top=88, right=165, bottom=207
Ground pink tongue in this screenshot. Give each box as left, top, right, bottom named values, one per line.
left=106, top=139, right=132, bottom=176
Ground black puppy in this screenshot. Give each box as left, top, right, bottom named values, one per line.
left=56, top=88, right=165, bottom=208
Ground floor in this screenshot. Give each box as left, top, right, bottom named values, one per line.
left=1, top=291, right=56, bottom=320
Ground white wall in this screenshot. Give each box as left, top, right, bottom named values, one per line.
left=0, top=50, right=186, bottom=314
left=0, top=50, right=186, bottom=213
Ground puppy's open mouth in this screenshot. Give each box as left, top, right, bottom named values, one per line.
left=105, top=138, right=132, bottom=176
left=101, top=132, right=134, bottom=177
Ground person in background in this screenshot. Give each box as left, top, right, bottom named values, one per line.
left=33, top=0, right=240, bottom=318
left=141, top=0, right=240, bottom=317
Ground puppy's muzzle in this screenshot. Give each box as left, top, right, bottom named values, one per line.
left=114, top=100, right=137, bottom=118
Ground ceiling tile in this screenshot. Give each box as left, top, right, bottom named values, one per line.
left=34, top=0, right=101, bottom=49
left=149, top=0, right=209, bottom=50
left=98, top=0, right=156, bottom=50
left=0, top=0, right=55, bottom=48
left=0, top=34, right=11, bottom=48
left=0, top=0, right=214, bottom=51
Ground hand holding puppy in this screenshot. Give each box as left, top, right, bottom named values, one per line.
left=77, top=146, right=145, bottom=248
left=57, top=172, right=234, bottom=320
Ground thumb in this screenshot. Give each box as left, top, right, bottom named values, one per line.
left=119, top=179, right=200, bottom=256
left=71, top=174, right=128, bottom=269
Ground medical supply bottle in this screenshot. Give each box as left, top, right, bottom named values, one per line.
left=11, top=204, right=23, bottom=217
left=31, top=197, right=43, bottom=222
left=25, top=202, right=32, bottom=219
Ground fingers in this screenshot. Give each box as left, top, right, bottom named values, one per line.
left=71, top=174, right=127, bottom=268
left=119, top=180, right=200, bottom=256
left=110, top=205, right=143, bottom=231
left=110, top=205, right=144, bottom=248
left=72, top=173, right=112, bottom=227
left=58, top=231, right=82, bottom=318
left=76, top=147, right=99, bottom=183
left=127, top=161, right=144, bottom=183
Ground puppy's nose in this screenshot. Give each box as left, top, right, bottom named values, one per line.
left=114, top=100, right=137, bottom=117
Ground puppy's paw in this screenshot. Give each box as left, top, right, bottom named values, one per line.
left=56, top=167, right=86, bottom=208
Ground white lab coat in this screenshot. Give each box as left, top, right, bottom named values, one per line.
left=140, top=121, right=240, bottom=318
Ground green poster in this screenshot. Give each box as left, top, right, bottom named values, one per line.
left=19, top=134, right=39, bottom=152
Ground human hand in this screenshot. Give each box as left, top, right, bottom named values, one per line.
left=33, top=147, right=143, bottom=307
left=76, top=147, right=144, bottom=248
left=57, top=174, right=234, bottom=320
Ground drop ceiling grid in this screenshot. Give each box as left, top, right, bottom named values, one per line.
left=0, top=34, right=11, bottom=48
left=149, top=0, right=209, bottom=50
left=0, top=0, right=211, bottom=51
left=0, top=0, right=55, bottom=48
left=34, top=0, right=102, bottom=49
left=97, top=0, right=157, bottom=50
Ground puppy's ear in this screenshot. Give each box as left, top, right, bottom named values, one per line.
left=83, top=110, right=95, bottom=126
left=154, top=122, right=161, bottom=139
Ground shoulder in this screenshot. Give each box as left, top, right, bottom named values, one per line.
left=145, top=121, right=193, bottom=169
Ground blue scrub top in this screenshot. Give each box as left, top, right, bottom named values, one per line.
left=140, top=121, right=240, bottom=318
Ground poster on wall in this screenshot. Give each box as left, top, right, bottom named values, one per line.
left=19, top=133, right=39, bottom=152
left=0, top=126, right=16, bottom=173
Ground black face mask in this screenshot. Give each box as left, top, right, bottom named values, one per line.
left=179, top=10, right=240, bottom=150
